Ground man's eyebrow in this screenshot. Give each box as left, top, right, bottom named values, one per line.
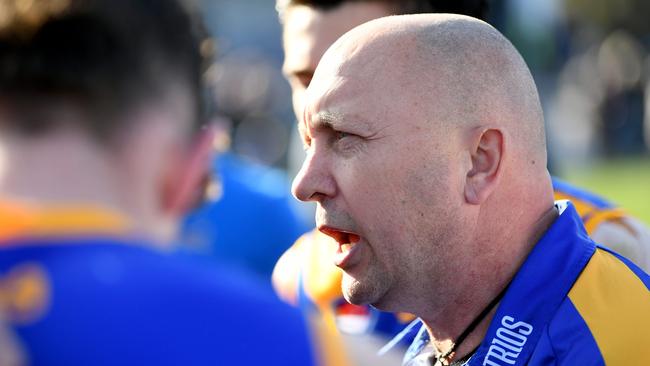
left=311, top=111, right=340, bottom=129
left=311, top=111, right=372, bottom=132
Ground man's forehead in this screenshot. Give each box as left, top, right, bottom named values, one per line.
left=304, top=68, right=349, bottom=119
left=302, top=72, right=383, bottom=132
left=313, top=39, right=397, bottom=93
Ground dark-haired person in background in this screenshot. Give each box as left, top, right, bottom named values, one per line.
left=0, top=1, right=314, bottom=365
left=271, top=0, right=650, bottom=364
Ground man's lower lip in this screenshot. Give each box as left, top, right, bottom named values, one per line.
left=334, top=241, right=362, bottom=269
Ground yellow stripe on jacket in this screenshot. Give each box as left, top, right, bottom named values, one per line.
left=0, top=200, right=130, bottom=244
left=568, top=249, right=650, bottom=364
left=553, top=192, right=626, bottom=235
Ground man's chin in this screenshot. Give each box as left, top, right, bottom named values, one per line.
left=341, top=274, right=384, bottom=307
left=341, top=289, right=366, bottom=306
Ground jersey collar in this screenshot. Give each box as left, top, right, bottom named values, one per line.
left=0, top=200, right=132, bottom=245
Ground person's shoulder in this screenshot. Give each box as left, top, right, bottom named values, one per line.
left=567, top=245, right=649, bottom=315
left=551, top=177, right=650, bottom=269
left=590, top=216, right=650, bottom=273
left=551, top=177, right=614, bottom=209
left=544, top=246, right=650, bottom=365
left=0, top=236, right=282, bottom=307
left=0, top=237, right=316, bottom=365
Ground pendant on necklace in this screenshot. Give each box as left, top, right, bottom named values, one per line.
left=430, top=355, right=451, bottom=366
left=433, top=358, right=447, bottom=366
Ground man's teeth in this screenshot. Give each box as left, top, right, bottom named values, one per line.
left=341, top=243, right=354, bottom=253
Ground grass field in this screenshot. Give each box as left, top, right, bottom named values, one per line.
left=559, top=157, right=650, bottom=225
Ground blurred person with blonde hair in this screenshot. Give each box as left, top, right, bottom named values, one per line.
left=0, top=0, right=315, bottom=365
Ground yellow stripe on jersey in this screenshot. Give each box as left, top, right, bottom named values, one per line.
left=553, top=192, right=627, bottom=236
left=0, top=201, right=131, bottom=244
left=582, top=208, right=627, bottom=235
left=568, top=249, right=650, bottom=364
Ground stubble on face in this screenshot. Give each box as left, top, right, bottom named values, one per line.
left=331, top=119, right=464, bottom=313
left=337, top=177, right=466, bottom=315
left=341, top=260, right=392, bottom=306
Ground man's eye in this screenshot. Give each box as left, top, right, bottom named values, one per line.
left=333, top=131, right=363, bottom=155
left=335, top=131, right=351, bottom=140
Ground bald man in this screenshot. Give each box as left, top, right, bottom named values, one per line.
left=293, top=14, right=650, bottom=366
left=274, top=0, right=650, bottom=336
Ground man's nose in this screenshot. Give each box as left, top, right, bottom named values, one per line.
left=291, top=150, right=336, bottom=203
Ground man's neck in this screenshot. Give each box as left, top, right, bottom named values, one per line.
left=0, top=129, right=123, bottom=208
left=420, top=205, right=559, bottom=363
left=421, top=291, right=500, bottom=364
left=0, top=129, right=179, bottom=247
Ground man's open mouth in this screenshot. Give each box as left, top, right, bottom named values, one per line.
left=319, top=226, right=362, bottom=268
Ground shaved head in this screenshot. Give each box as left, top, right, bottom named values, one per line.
left=311, top=14, right=546, bottom=168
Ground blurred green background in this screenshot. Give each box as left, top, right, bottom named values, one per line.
left=563, top=158, right=650, bottom=224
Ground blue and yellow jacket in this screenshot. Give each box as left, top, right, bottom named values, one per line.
left=403, top=201, right=650, bottom=365
left=0, top=201, right=315, bottom=366
left=272, top=178, right=650, bottom=364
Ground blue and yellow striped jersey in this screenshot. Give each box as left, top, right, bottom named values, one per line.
left=403, top=201, right=650, bottom=365
left=0, top=202, right=315, bottom=366
left=273, top=179, right=650, bottom=364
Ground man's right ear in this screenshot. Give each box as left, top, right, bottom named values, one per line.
left=464, top=128, right=504, bottom=205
